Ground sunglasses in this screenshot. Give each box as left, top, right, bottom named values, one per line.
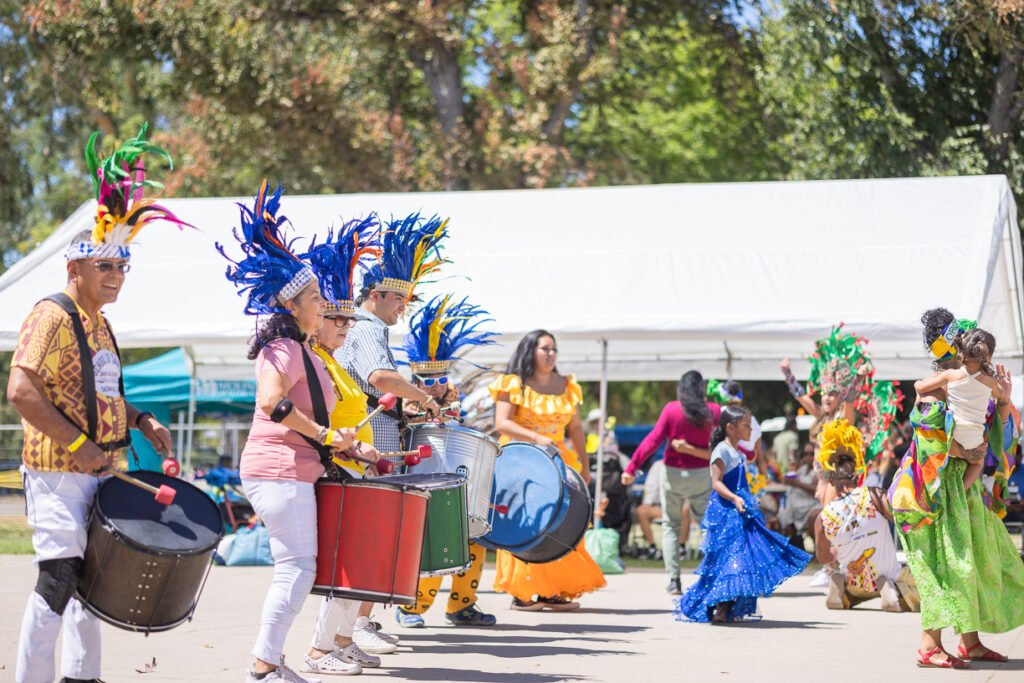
left=325, top=316, right=356, bottom=327
left=90, top=261, right=131, bottom=274
left=413, top=374, right=448, bottom=387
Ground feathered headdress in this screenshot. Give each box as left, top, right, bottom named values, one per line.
left=304, top=216, right=381, bottom=316
left=217, top=180, right=314, bottom=316
left=856, top=380, right=905, bottom=459
left=362, top=213, right=450, bottom=301
left=808, top=324, right=872, bottom=397
left=403, top=295, right=499, bottom=374
left=929, top=318, right=977, bottom=361
left=67, top=122, right=190, bottom=260
left=816, top=419, right=865, bottom=478
left=706, top=379, right=741, bottom=405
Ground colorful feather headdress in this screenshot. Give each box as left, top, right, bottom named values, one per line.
left=808, top=324, right=872, bottom=397
left=706, top=379, right=742, bottom=405
left=856, top=379, right=905, bottom=459
left=362, top=213, right=450, bottom=301
left=929, top=318, right=977, bottom=361
left=66, top=122, right=190, bottom=260
left=304, top=216, right=382, bottom=316
left=816, top=419, right=865, bottom=478
left=403, top=295, right=499, bottom=374
left=217, top=180, right=315, bottom=316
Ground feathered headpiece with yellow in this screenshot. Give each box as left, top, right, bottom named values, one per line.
left=361, top=213, right=449, bottom=301
left=403, top=295, right=498, bottom=374
left=304, top=216, right=381, bottom=316
left=816, top=419, right=866, bottom=479
left=66, top=122, right=190, bottom=260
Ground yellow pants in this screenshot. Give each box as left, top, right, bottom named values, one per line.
left=406, top=543, right=485, bottom=615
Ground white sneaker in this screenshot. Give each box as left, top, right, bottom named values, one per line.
left=808, top=567, right=831, bottom=589
left=246, top=656, right=323, bottom=682
left=368, top=619, right=400, bottom=645
left=352, top=616, right=399, bottom=654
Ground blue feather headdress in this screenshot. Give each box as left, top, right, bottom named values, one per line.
left=361, top=212, right=450, bottom=301
left=303, top=215, right=382, bottom=316
left=403, top=295, right=499, bottom=374
left=217, top=179, right=315, bottom=316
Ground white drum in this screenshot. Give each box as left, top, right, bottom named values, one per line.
left=405, top=423, right=501, bottom=539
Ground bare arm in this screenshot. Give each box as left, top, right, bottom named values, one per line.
left=780, top=358, right=820, bottom=417
left=493, top=395, right=551, bottom=445
left=7, top=366, right=106, bottom=472
left=367, top=369, right=438, bottom=417
left=257, top=368, right=355, bottom=450
left=813, top=514, right=833, bottom=564
left=568, top=409, right=590, bottom=484
left=710, top=459, right=745, bottom=512
left=671, top=439, right=712, bottom=461
left=915, top=369, right=957, bottom=395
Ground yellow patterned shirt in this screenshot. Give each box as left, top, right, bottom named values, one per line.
left=12, top=296, right=128, bottom=472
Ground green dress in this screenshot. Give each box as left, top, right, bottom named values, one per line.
left=895, top=402, right=1024, bottom=633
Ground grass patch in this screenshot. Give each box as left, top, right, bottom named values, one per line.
left=0, top=517, right=34, bottom=554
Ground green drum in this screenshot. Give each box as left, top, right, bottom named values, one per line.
left=377, top=473, right=471, bottom=576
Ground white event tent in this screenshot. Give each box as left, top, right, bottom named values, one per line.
left=1, top=175, right=1021, bottom=383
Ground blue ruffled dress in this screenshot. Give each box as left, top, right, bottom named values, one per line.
left=675, top=441, right=811, bottom=622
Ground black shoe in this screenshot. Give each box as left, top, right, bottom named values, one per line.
left=646, top=545, right=663, bottom=561
left=666, top=577, right=682, bottom=595
left=446, top=602, right=498, bottom=626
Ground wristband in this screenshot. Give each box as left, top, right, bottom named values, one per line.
left=315, top=426, right=328, bottom=445
left=782, top=367, right=805, bottom=398
left=67, top=433, right=88, bottom=453
left=134, top=410, right=154, bottom=428
left=323, top=429, right=335, bottom=446
left=270, top=398, right=294, bottom=423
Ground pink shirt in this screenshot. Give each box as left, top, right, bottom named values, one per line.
left=625, top=401, right=722, bottom=474
left=241, top=338, right=336, bottom=483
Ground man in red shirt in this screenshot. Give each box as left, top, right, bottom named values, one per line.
left=622, top=371, right=721, bottom=595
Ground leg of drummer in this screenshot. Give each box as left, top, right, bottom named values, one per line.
left=61, top=598, right=101, bottom=678
left=398, top=576, right=441, bottom=626
left=445, top=543, right=496, bottom=627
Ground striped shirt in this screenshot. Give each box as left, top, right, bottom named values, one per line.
left=337, top=308, right=402, bottom=452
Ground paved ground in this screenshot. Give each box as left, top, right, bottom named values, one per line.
left=1, top=556, right=1023, bottom=683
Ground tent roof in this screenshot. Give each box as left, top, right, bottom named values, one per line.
left=122, top=347, right=255, bottom=408
left=1, top=175, right=1021, bottom=381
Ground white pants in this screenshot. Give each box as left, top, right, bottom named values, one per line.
left=311, top=598, right=361, bottom=650
left=17, top=469, right=102, bottom=683
left=242, top=479, right=318, bottom=664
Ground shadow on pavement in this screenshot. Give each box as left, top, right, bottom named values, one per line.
left=572, top=607, right=669, bottom=616
left=393, top=642, right=638, bottom=659
left=379, top=666, right=589, bottom=682
left=733, top=619, right=843, bottom=630
left=397, top=633, right=630, bottom=646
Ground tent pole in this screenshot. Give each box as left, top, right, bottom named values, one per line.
left=594, top=338, right=608, bottom=528
left=184, top=346, right=198, bottom=473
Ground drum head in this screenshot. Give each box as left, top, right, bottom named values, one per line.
left=96, top=471, right=223, bottom=555
left=377, top=473, right=466, bottom=491
left=483, top=442, right=566, bottom=550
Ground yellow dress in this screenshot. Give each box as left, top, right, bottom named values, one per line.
left=488, top=373, right=606, bottom=601
left=313, top=344, right=374, bottom=473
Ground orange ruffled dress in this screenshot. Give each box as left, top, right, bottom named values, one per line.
left=488, top=373, right=607, bottom=601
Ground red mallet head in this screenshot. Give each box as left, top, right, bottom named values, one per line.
left=162, top=458, right=181, bottom=477
left=493, top=504, right=509, bottom=515
left=376, top=459, right=395, bottom=475
left=417, top=444, right=432, bottom=459
left=154, top=485, right=177, bottom=506
left=378, top=393, right=398, bottom=411
left=404, top=455, right=421, bottom=466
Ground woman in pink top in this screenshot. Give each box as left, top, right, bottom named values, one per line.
left=221, top=182, right=358, bottom=683
left=621, top=370, right=721, bottom=595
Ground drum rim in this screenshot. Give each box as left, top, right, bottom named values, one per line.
left=77, top=597, right=194, bottom=634
left=378, top=473, right=468, bottom=491
left=311, top=584, right=417, bottom=605
left=406, top=422, right=502, bottom=450
left=420, top=559, right=473, bottom=577
left=315, top=478, right=432, bottom=499
left=91, top=504, right=224, bottom=557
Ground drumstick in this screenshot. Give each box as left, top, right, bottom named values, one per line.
left=355, top=393, right=397, bottom=431
left=490, top=503, right=509, bottom=515
left=331, top=444, right=433, bottom=474
left=107, top=470, right=177, bottom=505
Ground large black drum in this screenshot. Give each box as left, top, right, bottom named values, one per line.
left=77, top=471, right=223, bottom=634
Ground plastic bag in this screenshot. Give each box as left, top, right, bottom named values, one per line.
left=224, top=523, right=273, bottom=566
left=584, top=526, right=624, bottom=574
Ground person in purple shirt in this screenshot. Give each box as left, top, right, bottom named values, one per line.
left=621, top=370, right=721, bottom=595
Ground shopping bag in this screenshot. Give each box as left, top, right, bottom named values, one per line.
left=224, top=523, right=273, bottom=566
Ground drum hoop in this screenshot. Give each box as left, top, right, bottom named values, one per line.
left=398, top=475, right=467, bottom=492
left=335, top=479, right=432, bottom=499
left=407, top=422, right=502, bottom=450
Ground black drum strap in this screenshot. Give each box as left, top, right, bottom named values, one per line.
left=299, top=344, right=336, bottom=468
left=41, top=293, right=131, bottom=452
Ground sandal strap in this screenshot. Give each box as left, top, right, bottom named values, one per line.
left=305, top=651, right=360, bottom=673
left=338, top=643, right=379, bottom=666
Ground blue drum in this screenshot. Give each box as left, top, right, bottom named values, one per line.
left=479, top=442, right=591, bottom=564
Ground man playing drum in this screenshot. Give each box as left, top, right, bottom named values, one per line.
left=396, top=295, right=500, bottom=628
left=8, top=125, right=181, bottom=683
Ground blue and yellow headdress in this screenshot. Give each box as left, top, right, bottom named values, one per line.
left=303, top=216, right=382, bottom=316
left=929, top=318, right=977, bottom=361
left=362, top=213, right=449, bottom=301
left=217, top=179, right=315, bottom=316
left=403, top=295, right=498, bottom=374
left=67, top=122, right=190, bottom=260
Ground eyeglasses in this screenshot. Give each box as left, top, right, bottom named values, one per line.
left=413, top=374, right=448, bottom=387
left=325, top=316, right=356, bottom=327
left=90, top=261, right=131, bottom=274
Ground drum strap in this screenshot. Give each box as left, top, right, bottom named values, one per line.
left=40, top=293, right=132, bottom=453
left=298, top=344, right=337, bottom=469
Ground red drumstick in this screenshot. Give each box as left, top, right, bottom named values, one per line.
left=109, top=470, right=177, bottom=506
left=162, top=458, right=181, bottom=477
left=331, top=453, right=396, bottom=475
left=490, top=503, right=509, bottom=515
left=354, top=393, right=397, bottom=431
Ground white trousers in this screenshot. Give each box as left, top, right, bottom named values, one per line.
left=311, top=598, right=361, bottom=650
left=17, top=469, right=102, bottom=683
left=242, top=478, right=318, bottom=664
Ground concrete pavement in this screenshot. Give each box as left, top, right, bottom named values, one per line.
left=0, top=555, right=1022, bottom=683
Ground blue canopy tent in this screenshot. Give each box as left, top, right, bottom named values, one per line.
left=122, top=348, right=255, bottom=471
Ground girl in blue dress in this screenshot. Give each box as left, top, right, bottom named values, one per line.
left=676, top=406, right=812, bottom=623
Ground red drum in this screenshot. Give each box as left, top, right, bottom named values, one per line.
left=312, top=478, right=430, bottom=604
